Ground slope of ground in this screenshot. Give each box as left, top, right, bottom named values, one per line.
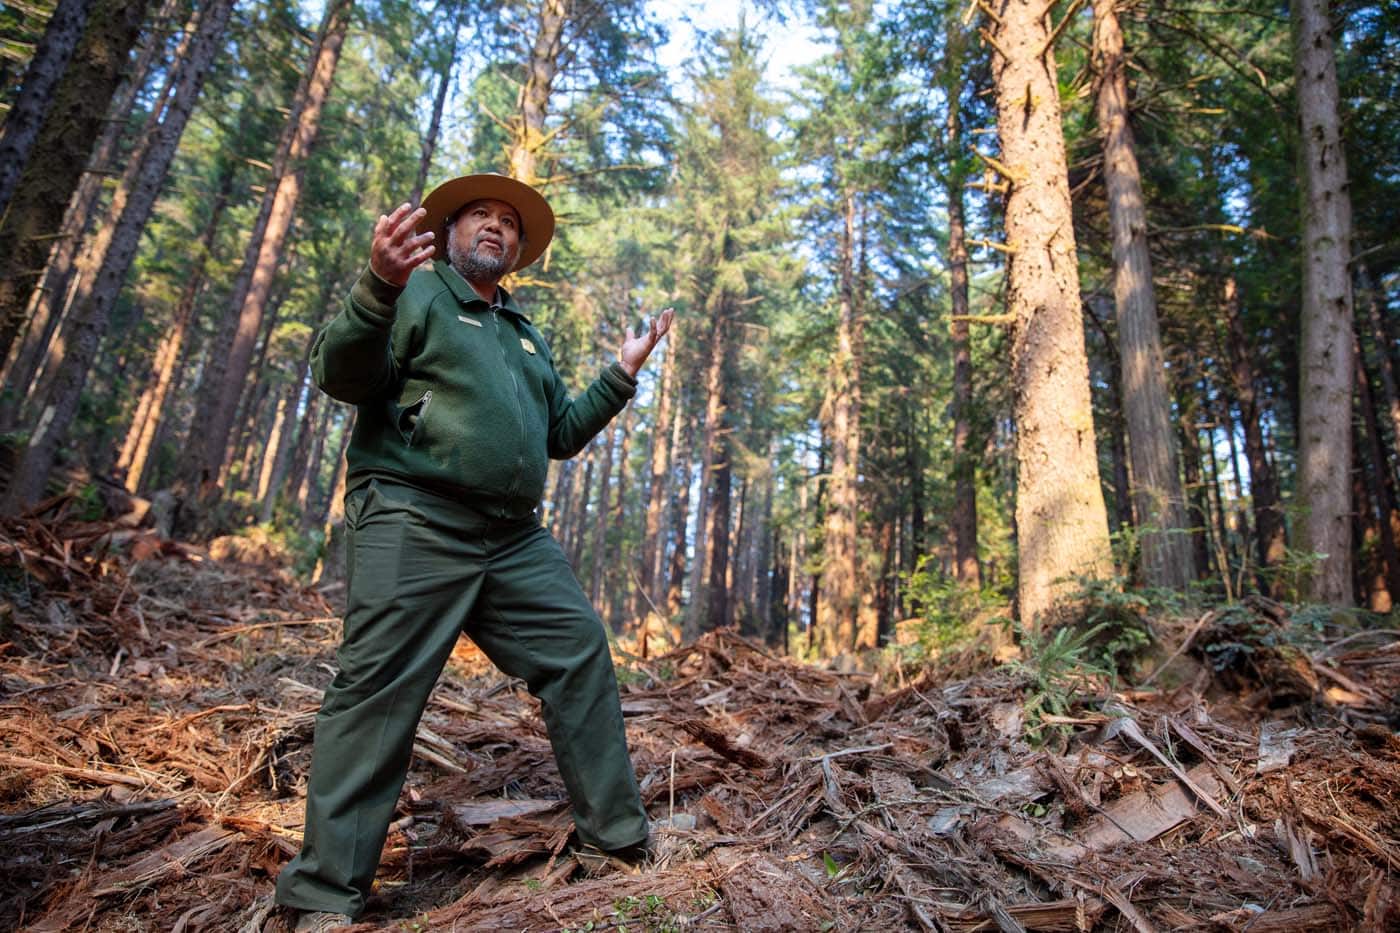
left=1, top=510, right=1398, bottom=931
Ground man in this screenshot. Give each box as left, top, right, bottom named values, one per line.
left=274, top=173, right=673, bottom=930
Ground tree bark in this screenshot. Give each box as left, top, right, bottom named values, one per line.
left=0, top=0, right=152, bottom=367
left=640, top=334, right=675, bottom=610
left=684, top=306, right=731, bottom=641
left=941, top=17, right=979, bottom=589
left=816, top=190, right=862, bottom=655
left=3, top=0, right=233, bottom=511
left=509, top=0, right=569, bottom=185
left=0, top=0, right=96, bottom=220
left=987, top=0, right=1114, bottom=627
left=1292, top=0, right=1355, bottom=604
left=3, top=0, right=190, bottom=419
left=1358, top=261, right=1400, bottom=480
left=118, top=169, right=232, bottom=493
left=1354, top=334, right=1400, bottom=604
left=180, top=0, right=352, bottom=492
left=1092, top=0, right=1193, bottom=589
left=1222, top=276, right=1287, bottom=590
left=665, top=411, right=695, bottom=617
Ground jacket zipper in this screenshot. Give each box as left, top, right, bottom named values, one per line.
left=406, top=389, right=433, bottom=447
left=491, top=308, right=527, bottom=496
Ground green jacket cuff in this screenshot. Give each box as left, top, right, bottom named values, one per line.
left=349, top=265, right=404, bottom=323
left=603, top=361, right=639, bottom=396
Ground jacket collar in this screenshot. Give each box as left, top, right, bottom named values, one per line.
left=432, top=260, right=530, bottom=322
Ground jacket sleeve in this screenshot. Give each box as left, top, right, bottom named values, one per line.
left=546, top=359, right=637, bottom=459
left=310, top=265, right=405, bottom=403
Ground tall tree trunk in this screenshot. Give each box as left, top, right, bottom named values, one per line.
left=0, top=0, right=152, bottom=367
left=509, top=0, right=568, bottom=185
left=1199, top=392, right=1235, bottom=596
left=1358, top=261, right=1400, bottom=480
left=0, top=0, right=96, bottom=219
left=684, top=308, right=731, bottom=640
left=1292, top=0, right=1355, bottom=604
left=609, top=402, right=634, bottom=629
left=258, top=369, right=310, bottom=524
left=3, top=0, right=233, bottom=511
left=589, top=417, right=617, bottom=607
left=640, top=335, right=676, bottom=610
left=1222, top=276, right=1287, bottom=590
left=1092, top=0, right=1193, bottom=589
left=816, top=191, right=862, bottom=656
left=1175, top=380, right=1213, bottom=582
left=986, top=0, right=1113, bottom=627
left=295, top=394, right=332, bottom=520
left=312, top=423, right=353, bottom=585
left=568, top=449, right=595, bottom=567
left=706, top=455, right=733, bottom=632
left=118, top=165, right=233, bottom=493
left=3, top=0, right=191, bottom=418
left=180, top=0, right=352, bottom=492
left=1355, top=334, right=1400, bottom=603
left=943, top=19, right=980, bottom=589
left=665, top=412, right=695, bottom=617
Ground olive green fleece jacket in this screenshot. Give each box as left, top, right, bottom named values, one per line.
left=311, top=260, right=637, bottom=517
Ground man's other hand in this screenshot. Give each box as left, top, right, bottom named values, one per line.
left=370, top=203, right=435, bottom=287
left=618, top=307, right=675, bottom=378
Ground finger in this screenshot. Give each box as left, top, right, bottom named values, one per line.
left=390, top=206, right=426, bottom=244
left=384, top=201, right=414, bottom=228
left=656, top=307, right=675, bottom=336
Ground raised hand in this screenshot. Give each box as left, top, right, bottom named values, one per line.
left=370, top=202, right=435, bottom=287
left=618, top=307, right=676, bottom=377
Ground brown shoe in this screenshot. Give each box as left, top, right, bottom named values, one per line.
left=293, top=911, right=355, bottom=932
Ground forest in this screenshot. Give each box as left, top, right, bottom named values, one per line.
left=1, top=0, right=1398, bottom=930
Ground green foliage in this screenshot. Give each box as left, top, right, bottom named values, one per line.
left=1256, top=545, right=1329, bottom=604
left=1006, top=619, right=1115, bottom=746
left=899, top=556, right=1003, bottom=658
left=1199, top=601, right=1332, bottom=673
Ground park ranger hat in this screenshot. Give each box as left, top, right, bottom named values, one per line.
left=418, top=173, right=555, bottom=272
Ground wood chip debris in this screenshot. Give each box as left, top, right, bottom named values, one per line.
left=1, top=513, right=1398, bottom=930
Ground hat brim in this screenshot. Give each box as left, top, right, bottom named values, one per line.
left=417, top=173, right=554, bottom=273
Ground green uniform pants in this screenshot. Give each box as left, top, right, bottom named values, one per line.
left=275, top=479, right=648, bottom=918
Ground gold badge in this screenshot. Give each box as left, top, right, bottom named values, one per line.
left=521, top=338, right=536, bottom=354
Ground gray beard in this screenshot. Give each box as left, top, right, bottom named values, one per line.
left=448, top=228, right=515, bottom=283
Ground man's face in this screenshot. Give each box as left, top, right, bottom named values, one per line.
left=447, top=198, right=522, bottom=284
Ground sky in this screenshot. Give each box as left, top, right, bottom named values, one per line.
left=651, top=1, right=826, bottom=94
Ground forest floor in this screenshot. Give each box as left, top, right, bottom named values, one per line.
left=1, top=504, right=1399, bottom=931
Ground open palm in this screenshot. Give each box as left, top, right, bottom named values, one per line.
left=618, top=307, right=675, bottom=377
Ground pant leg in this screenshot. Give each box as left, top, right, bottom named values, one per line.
left=466, top=521, right=648, bottom=851
left=276, top=481, right=485, bottom=917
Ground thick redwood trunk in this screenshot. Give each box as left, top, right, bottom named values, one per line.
left=1292, top=0, right=1355, bottom=604
left=987, top=0, right=1113, bottom=626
